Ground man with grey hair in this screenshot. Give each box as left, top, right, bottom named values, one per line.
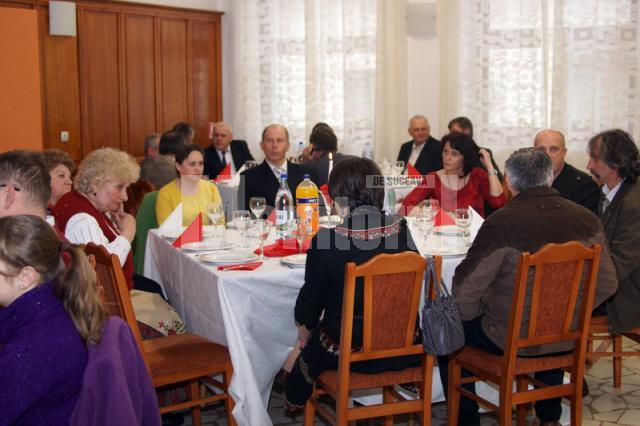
left=396, top=115, right=442, bottom=174
left=534, top=129, right=600, bottom=214
left=0, top=150, right=51, bottom=219
left=139, top=133, right=160, bottom=182
left=203, top=122, right=254, bottom=179
left=439, top=148, right=617, bottom=426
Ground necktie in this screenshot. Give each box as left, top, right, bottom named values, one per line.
left=221, top=150, right=228, bottom=167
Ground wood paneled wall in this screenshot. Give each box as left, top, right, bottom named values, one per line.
left=0, top=0, right=223, bottom=160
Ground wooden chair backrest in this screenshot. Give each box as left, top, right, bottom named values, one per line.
left=124, top=179, right=155, bottom=217
left=503, top=242, right=601, bottom=376
left=337, top=251, right=427, bottom=378
left=84, top=243, right=144, bottom=350
left=426, top=255, right=443, bottom=301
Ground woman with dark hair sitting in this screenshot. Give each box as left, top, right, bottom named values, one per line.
left=0, top=215, right=107, bottom=424
left=156, top=144, right=224, bottom=226
left=400, top=132, right=505, bottom=218
left=283, top=157, right=421, bottom=415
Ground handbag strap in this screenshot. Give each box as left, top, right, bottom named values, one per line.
left=425, top=256, right=451, bottom=299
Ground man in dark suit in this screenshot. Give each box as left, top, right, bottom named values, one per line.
left=396, top=115, right=442, bottom=175
left=587, top=129, right=640, bottom=334
left=203, top=122, right=254, bottom=180
left=534, top=129, right=600, bottom=214
left=238, top=124, right=317, bottom=214
left=301, top=125, right=351, bottom=187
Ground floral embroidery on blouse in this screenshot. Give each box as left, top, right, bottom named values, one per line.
left=335, top=217, right=400, bottom=240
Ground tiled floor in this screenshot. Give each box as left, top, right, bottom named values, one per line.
left=181, top=337, right=640, bottom=425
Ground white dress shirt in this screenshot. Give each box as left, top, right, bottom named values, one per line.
left=217, top=148, right=236, bottom=174
left=407, top=141, right=426, bottom=168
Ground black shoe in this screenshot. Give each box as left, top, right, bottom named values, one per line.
left=283, top=400, right=304, bottom=418
left=582, top=379, right=590, bottom=397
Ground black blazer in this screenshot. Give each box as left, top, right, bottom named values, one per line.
left=238, top=161, right=318, bottom=214
left=552, top=162, right=600, bottom=215
left=301, top=152, right=353, bottom=187
left=203, top=140, right=254, bottom=180
left=396, top=136, right=443, bottom=175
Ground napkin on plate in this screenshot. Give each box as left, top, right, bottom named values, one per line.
left=254, top=238, right=309, bottom=257
left=217, top=261, right=263, bottom=271
left=172, top=213, right=203, bottom=248
left=434, top=209, right=456, bottom=226
left=215, top=164, right=232, bottom=182
left=407, top=163, right=421, bottom=177
left=158, top=202, right=183, bottom=233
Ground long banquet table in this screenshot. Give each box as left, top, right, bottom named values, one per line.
left=144, top=223, right=472, bottom=425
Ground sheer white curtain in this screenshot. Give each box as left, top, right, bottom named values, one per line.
left=229, top=0, right=388, bottom=158
left=439, top=0, right=640, bottom=158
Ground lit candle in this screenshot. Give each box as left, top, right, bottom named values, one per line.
left=328, top=152, right=333, bottom=181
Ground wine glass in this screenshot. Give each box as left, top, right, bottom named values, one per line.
left=249, top=219, right=271, bottom=260
left=206, top=202, right=224, bottom=238
left=394, top=160, right=405, bottom=175
left=249, top=196, right=266, bottom=219
left=232, top=210, right=251, bottom=247
left=454, top=207, right=472, bottom=244
left=290, top=218, right=311, bottom=253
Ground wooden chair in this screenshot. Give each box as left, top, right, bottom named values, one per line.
left=448, top=242, right=602, bottom=426
left=587, top=317, right=640, bottom=388
left=303, top=251, right=436, bottom=426
left=84, top=243, right=235, bottom=426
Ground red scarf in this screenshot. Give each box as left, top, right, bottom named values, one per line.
left=53, top=191, right=134, bottom=290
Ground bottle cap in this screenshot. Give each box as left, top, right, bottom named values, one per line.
left=303, top=173, right=310, bottom=179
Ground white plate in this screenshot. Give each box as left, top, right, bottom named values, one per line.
left=200, top=251, right=259, bottom=265
left=319, top=215, right=341, bottom=228
left=280, top=254, right=307, bottom=268
left=433, top=225, right=464, bottom=237
left=163, top=227, right=216, bottom=240
left=180, top=241, right=234, bottom=251
left=423, top=246, right=468, bottom=258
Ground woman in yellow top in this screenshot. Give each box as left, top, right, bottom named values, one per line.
left=156, top=144, right=224, bottom=226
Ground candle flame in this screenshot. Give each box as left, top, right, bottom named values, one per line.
left=329, top=152, right=333, bottom=160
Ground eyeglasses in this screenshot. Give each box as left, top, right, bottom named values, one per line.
left=0, top=183, right=20, bottom=192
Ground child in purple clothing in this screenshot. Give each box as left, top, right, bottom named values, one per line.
left=0, top=215, right=107, bottom=425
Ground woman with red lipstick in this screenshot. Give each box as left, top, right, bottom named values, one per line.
left=400, top=132, right=505, bottom=218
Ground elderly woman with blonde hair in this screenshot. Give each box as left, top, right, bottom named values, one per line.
left=53, top=148, right=184, bottom=338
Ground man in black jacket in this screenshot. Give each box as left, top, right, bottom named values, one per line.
left=203, top=122, right=254, bottom=180
left=534, top=129, right=600, bottom=214
left=587, top=129, right=640, bottom=334
left=396, top=115, right=442, bottom=175
left=238, top=124, right=317, bottom=215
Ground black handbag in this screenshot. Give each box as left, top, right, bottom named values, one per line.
left=421, top=257, right=465, bottom=355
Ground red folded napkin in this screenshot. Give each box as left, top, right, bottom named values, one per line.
left=266, top=209, right=276, bottom=224
left=254, top=238, right=309, bottom=257
left=407, top=163, right=421, bottom=177
left=215, top=164, right=232, bottom=182
left=217, top=261, right=263, bottom=271
left=319, top=184, right=332, bottom=204
left=434, top=209, right=455, bottom=226
left=172, top=213, right=203, bottom=248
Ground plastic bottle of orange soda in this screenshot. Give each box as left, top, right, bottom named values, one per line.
left=296, top=174, right=319, bottom=234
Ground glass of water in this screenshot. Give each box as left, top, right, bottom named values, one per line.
left=454, top=207, right=472, bottom=244
left=232, top=210, right=251, bottom=247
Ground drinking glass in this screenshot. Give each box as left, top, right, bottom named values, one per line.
left=232, top=210, right=251, bottom=247
left=290, top=218, right=311, bottom=253
left=249, top=219, right=271, bottom=260
left=394, top=160, right=405, bottom=175
left=206, top=202, right=224, bottom=238
left=454, top=207, right=472, bottom=244
left=249, top=196, right=266, bottom=219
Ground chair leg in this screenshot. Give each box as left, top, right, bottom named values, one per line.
left=499, top=380, right=513, bottom=426
left=189, top=380, right=202, bottom=426
left=571, top=381, right=583, bottom=426
left=382, top=386, right=394, bottom=426
left=614, top=334, right=622, bottom=388
left=421, top=355, right=435, bottom=426
left=515, top=376, right=528, bottom=426
left=303, top=385, right=316, bottom=426
left=447, top=359, right=461, bottom=426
